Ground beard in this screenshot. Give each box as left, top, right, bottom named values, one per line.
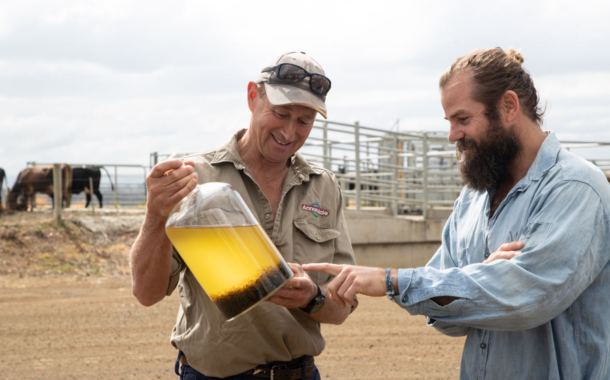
left=456, top=117, right=521, bottom=191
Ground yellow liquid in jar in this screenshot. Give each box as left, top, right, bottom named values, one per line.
left=165, top=225, right=282, bottom=298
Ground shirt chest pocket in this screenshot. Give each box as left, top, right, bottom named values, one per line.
left=293, top=219, right=340, bottom=284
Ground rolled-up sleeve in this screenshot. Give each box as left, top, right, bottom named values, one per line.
left=395, top=181, right=610, bottom=332
left=166, top=247, right=184, bottom=296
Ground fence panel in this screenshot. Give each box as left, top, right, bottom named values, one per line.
left=22, top=163, right=148, bottom=211
left=150, top=123, right=610, bottom=219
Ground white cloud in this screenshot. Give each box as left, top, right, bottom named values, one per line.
left=1, top=0, right=610, bottom=186
left=538, top=72, right=610, bottom=100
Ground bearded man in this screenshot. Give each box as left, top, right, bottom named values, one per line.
left=305, top=47, right=610, bottom=379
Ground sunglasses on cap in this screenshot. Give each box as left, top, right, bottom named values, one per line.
left=261, top=63, right=332, bottom=96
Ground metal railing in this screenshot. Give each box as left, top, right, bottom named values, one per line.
left=151, top=121, right=610, bottom=220
left=301, top=120, right=462, bottom=218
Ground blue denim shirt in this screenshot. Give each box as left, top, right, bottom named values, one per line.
left=394, top=132, right=610, bottom=380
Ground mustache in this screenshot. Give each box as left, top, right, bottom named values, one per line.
left=456, top=139, right=478, bottom=154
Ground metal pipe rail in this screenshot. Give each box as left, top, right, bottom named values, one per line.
left=150, top=120, right=610, bottom=220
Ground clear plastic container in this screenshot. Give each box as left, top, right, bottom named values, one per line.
left=165, top=182, right=293, bottom=321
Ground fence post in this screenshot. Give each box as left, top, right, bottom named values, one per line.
left=354, top=121, right=361, bottom=212
left=422, top=133, right=429, bottom=220
left=53, top=163, right=62, bottom=222
left=89, top=176, right=95, bottom=216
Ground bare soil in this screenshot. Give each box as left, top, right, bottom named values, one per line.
left=0, top=210, right=464, bottom=379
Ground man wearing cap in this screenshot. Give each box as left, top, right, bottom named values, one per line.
left=130, top=52, right=355, bottom=379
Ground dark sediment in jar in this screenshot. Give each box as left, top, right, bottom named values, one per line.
left=212, top=261, right=292, bottom=320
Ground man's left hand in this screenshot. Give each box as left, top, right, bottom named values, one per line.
left=266, top=263, right=318, bottom=309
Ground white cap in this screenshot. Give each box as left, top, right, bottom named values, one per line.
left=256, top=51, right=328, bottom=119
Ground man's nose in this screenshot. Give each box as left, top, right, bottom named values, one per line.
left=278, top=120, right=297, bottom=141
left=447, top=123, right=464, bottom=143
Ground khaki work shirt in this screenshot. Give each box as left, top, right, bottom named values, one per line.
left=167, top=130, right=356, bottom=377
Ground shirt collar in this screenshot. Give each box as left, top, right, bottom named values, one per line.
left=520, top=131, right=560, bottom=187
left=211, top=129, right=323, bottom=182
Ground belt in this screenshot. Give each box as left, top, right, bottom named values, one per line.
left=243, top=357, right=314, bottom=380
left=180, top=355, right=314, bottom=380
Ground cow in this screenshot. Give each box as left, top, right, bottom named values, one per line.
left=7, top=165, right=73, bottom=212
left=71, top=166, right=114, bottom=208
left=0, top=167, right=5, bottom=214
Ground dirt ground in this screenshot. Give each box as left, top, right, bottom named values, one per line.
left=0, top=210, right=464, bottom=380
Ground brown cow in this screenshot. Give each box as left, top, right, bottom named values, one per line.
left=7, top=165, right=73, bottom=211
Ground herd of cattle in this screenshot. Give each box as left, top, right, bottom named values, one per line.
left=0, top=165, right=114, bottom=214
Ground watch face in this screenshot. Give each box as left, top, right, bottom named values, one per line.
left=309, top=294, right=325, bottom=314
left=301, top=284, right=325, bottom=314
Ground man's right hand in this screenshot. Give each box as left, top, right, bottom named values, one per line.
left=483, top=241, right=524, bottom=264
left=145, top=159, right=198, bottom=221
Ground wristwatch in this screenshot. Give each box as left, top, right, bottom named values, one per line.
left=299, top=284, right=325, bottom=315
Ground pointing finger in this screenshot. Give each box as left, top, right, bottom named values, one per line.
left=302, top=263, right=344, bottom=276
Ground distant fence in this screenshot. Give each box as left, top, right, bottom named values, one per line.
left=21, top=162, right=148, bottom=210
left=151, top=121, right=610, bottom=219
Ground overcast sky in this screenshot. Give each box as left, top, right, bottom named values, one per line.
left=1, top=0, right=610, bottom=186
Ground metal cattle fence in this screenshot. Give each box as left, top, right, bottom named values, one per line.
left=151, top=120, right=610, bottom=219
left=301, top=121, right=461, bottom=218
left=21, top=162, right=148, bottom=211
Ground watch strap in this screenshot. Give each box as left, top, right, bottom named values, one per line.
left=299, top=284, right=324, bottom=314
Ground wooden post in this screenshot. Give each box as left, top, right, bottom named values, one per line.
left=53, top=163, right=62, bottom=221
left=89, top=176, right=95, bottom=216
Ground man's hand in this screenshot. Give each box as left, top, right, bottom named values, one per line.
left=484, top=241, right=524, bottom=264
left=266, top=263, right=318, bottom=309
left=301, top=263, right=385, bottom=308
left=145, top=159, right=198, bottom=221
left=302, top=241, right=526, bottom=308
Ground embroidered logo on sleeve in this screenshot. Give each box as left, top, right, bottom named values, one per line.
left=302, top=203, right=330, bottom=217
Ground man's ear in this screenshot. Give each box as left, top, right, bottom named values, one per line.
left=500, top=90, right=520, bottom=123
left=247, top=81, right=257, bottom=111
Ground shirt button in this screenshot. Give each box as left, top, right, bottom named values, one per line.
left=315, top=234, right=320, bottom=241
left=480, top=343, right=487, bottom=349
left=265, top=213, right=271, bottom=220
left=484, top=252, right=490, bottom=259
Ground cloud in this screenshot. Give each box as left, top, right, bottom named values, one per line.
left=1, top=0, right=610, bottom=186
